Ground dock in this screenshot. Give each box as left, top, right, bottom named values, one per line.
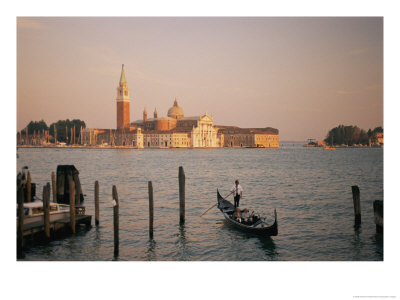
left=22, top=215, right=92, bottom=238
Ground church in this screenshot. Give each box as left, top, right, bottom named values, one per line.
left=82, top=65, right=279, bottom=148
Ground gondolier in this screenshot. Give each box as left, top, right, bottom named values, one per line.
left=230, top=180, right=243, bottom=208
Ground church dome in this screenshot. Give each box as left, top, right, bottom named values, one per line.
left=167, top=99, right=184, bottom=119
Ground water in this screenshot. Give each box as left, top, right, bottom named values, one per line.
left=16, top=144, right=383, bottom=261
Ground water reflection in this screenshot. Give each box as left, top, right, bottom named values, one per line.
left=175, top=225, right=189, bottom=260
left=257, top=236, right=278, bottom=259
left=220, top=220, right=278, bottom=260
left=145, top=239, right=157, bottom=261
left=372, top=232, right=383, bottom=259
left=351, top=226, right=363, bottom=259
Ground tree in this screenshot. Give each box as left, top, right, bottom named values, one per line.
left=373, top=126, right=383, bottom=134
left=324, top=124, right=380, bottom=146
left=49, top=119, right=86, bottom=143
left=21, top=120, right=49, bottom=135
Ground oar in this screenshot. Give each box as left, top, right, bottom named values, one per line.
left=200, top=191, right=233, bottom=217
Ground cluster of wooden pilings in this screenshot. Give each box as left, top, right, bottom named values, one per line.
left=17, top=170, right=91, bottom=259
left=351, top=185, right=383, bottom=233
left=107, top=166, right=186, bottom=258
left=17, top=165, right=186, bottom=259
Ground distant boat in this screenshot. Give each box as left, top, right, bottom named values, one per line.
left=304, top=138, right=317, bottom=147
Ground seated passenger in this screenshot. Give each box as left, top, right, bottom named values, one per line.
left=233, top=207, right=242, bottom=222
left=242, top=208, right=251, bottom=222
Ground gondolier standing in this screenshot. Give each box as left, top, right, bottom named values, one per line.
left=230, top=179, right=243, bottom=208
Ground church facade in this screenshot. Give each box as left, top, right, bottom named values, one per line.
left=82, top=65, right=279, bottom=148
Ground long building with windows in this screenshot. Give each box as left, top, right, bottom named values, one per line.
left=81, top=65, right=279, bottom=148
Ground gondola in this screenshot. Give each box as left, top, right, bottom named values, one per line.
left=217, top=189, right=278, bottom=236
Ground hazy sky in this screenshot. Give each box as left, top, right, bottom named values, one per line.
left=17, top=17, right=383, bottom=140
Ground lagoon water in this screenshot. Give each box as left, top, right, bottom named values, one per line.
left=16, top=144, right=383, bottom=261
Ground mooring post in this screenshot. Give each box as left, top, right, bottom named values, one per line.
left=46, top=183, right=52, bottom=238
left=351, top=185, right=361, bottom=225
left=69, top=178, right=76, bottom=234
left=148, top=181, right=154, bottom=239
left=17, top=176, right=25, bottom=257
left=179, top=166, right=185, bottom=225
left=73, top=172, right=81, bottom=207
left=27, top=171, right=32, bottom=203
left=95, top=181, right=100, bottom=226
left=112, top=185, right=119, bottom=257
left=373, top=200, right=383, bottom=233
left=43, top=185, right=50, bottom=239
left=52, top=171, right=57, bottom=203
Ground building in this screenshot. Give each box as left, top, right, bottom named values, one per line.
left=82, top=127, right=143, bottom=148
left=81, top=65, right=279, bottom=149
left=116, top=64, right=131, bottom=129
left=216, top=126, right=279, bottom=148
left=376, top=132, right=383, bottom=146
left=133, top=103, right=220, bottom=148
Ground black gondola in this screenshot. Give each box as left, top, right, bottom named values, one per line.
left=217, top=189, right=278, bottom=236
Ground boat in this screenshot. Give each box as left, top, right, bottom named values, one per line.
left=323, top=147, right=335, bottom=150
left=304, top=138, right=318, bottom=147
left=217, top=190, right=278, bottom=236
left=17, top=200, right=71, bottom=226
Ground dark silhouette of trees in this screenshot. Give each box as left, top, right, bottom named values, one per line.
left=49, top=119, right=86, bottom=143
left=20, top=119, right=86, bottom=143
left=21, top=120, right=49, bottom=135
left=324, top=125, right=382, bottom=146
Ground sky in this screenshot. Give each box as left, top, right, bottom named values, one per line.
left=17, top=17, right=383, bottom=141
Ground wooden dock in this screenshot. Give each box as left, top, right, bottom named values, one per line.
left=23, top=215, right=91, bottom=237
left=20, top=215, right=92, bottom=248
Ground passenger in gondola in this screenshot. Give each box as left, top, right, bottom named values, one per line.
left=233, top=207, right=242, bottom=222
left=230, top=179, right=243, bottom=208
left=242, top=208, right=251, bottom=223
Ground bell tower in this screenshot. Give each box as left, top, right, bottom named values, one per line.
left=116, top=64, right=131, bottom=129
left=143, top=107, right=148, bottom=122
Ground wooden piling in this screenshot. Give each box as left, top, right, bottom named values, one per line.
left=17, top=176, right=25, bottom=257
left=148, top=181, right=154, bottom=239
left=43, top=185, right=50, bottom=239
left=27, top=171, right=32, bottom=203
left=373, top=200, right=383, bottom=233
left=179, top=166, right=185, bottom=225
left=69, top=178, right=76, bottom=234
left=112, top=185, right=119, bottom=257
left=74, top=173, right=81, bottom=207
left=52, top=172, right=57, bottom=203
left=351, top=185, right=361, bottom=225
left=46, top=182, right=51, bottom=201
left=95, top=181, right=99, bottom=226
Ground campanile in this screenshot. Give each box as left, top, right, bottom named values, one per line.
left=116, top=64, right=131, bottom=129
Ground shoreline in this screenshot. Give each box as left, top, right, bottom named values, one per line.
left=16, top=145, right=275, bottom=150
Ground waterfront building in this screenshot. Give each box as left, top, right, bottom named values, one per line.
left=376, top=132, right=384, bottom=146
left=133, top=102, right=219, bottom=148
left=216, top=126, right=279, bottom=148
left=82, top=127, right=144, bottom=148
